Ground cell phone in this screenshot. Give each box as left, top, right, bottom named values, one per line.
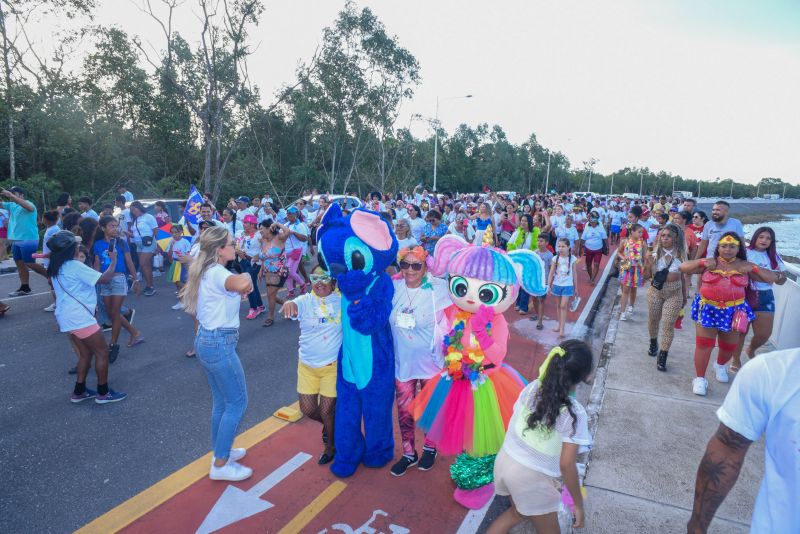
left=108, top=238, right=115, bottom=253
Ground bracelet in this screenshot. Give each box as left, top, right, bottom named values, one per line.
left=751, top=266, right=760, bottom=274
left=699, top=258, right=706, bottom=268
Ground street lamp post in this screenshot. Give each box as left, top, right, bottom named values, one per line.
left=544, top=151, right=551, bottom=194
left=610, top=172, right=614, bottom=195
left=433, top=94, right=472, bottom=192
left=639, top=171, right=643, bottom=197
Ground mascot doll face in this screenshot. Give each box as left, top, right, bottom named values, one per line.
left=316, top=204, right=397, bottom=298
left=447, top=275, right=517, bottom=314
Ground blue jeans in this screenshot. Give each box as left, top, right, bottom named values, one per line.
left=195, top=327, right=248, bottom=460
left=516, top=289, right=529, bottom=312
left=239, top=258, right=263, bottom=309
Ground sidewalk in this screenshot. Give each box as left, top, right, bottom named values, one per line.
left=582, top=279, right=765, bottom=533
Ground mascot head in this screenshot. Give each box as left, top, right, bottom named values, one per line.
left=428, top=235, right=546, bottom=314
left=316, top=204, right=398, bottom=294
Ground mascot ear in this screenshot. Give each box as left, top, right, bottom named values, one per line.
left=507, top=249, right=547, bottom=296
left=318, top=202, right=343, bottom=236
left=429, top=234, right=470, bottom=277
left=350, top=209, right=394, bottom=251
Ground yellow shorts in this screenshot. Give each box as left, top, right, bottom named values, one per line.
left=297, top=360, right=337, bottom=398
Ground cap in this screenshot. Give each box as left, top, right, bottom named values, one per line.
left=287, top=206, right=299, bottom=214
left=46, top=230, right=81, bottom=253
left=242, top=214, right=258, bottom=224
left=9, top=186, right=25, bottom=195
left=235, top=196, right=250, bottom=204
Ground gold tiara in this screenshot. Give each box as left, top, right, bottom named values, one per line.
left=718, top=235, right=740, bottom=246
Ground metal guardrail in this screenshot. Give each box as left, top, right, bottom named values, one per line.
left=769, top=270, right=800, bottom=350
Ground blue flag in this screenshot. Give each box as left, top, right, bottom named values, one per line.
left=182, top=185, right=203, bottom=225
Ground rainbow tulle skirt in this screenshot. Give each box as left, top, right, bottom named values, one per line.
left=411, top=364, right=527, bottom=457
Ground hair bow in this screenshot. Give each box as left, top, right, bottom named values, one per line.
left=397, top=246, right=428, bottom=262
left=538, top=345, right=566, bottom=383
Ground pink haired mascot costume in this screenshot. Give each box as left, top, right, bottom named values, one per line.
left=412, top=234, right=547, bottom=509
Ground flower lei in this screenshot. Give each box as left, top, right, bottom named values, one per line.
left=442, top=310, right=493, bottom=388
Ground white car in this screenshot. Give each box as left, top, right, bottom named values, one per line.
left=621, top=193, right=640, bottom=200
left=288, top=195, right=363, bottom=212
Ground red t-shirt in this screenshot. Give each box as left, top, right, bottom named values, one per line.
left=620, top=224, right=649, bottom=241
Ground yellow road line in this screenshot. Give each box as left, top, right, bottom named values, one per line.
left=76, top=402, right=299, bottom=534
left=277, top=480, right=347, bottom=534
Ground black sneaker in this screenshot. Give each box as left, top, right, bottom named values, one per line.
left=68, top=366, right=77, bottom=375
left=418, top=446, right=437, bottom=471
left=101, top=324, right=112, bottom=332
left=108, top=344, right=120, bottom=364
left=390, top=453, right=418, bottom=477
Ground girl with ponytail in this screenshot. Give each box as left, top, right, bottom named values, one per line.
left=488, top=340, right=593, bottom=534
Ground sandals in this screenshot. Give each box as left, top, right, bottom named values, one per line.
left=728, top=364, right=740, bottom=374
left=536, top=323, right=544, bottom=330
left=262, top=318, right=274, bottom=327
left=0, top=303, right=9, bottom=316
left=127, top=335, right=145, bottom=348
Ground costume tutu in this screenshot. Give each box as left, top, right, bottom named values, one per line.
left=618, top=239, right=645, bottom=288
left=412, top=306, right=526, bottom=457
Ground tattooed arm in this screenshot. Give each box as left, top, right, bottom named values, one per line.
left=687, top=423, right=753, bottom=533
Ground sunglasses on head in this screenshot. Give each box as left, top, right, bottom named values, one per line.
left=399, top=261, right=424, bottom=271
left=310, top=274, right=332, bottom=284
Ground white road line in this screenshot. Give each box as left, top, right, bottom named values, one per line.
left=570, top=251, right=617, bottom=337
left=455, top=494, right=495, bottom=534
left=3, top=291, right=50, bottom=301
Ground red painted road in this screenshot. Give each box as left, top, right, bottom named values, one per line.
left=120, top=255, right=609, bottom=534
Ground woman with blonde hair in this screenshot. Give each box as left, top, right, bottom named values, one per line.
left=180, top=226, right=255, bottom=481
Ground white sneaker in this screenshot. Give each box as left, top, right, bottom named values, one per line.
left=43, top=302, right=56, bottom=312
left=714, top=362, right=729, bottom=383
left=620, top=311, right=628, bottom=321
left=171, top=301, right=185, bottom=310
left=692, top=377, right=708, bottom=396
left=626, top=305, right=634, bottom=314
left=209, top=460, right=252, bottom=481
left=211, top=448, right=246, bottom=466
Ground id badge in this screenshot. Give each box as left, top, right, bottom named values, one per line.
left=396, top=312, right=416, bottom=329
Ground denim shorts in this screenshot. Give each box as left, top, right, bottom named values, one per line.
left=99, top=273, right=128, bottom=297
left=12, top=240, right=38, bottom=262
left=752, top=289, right=775, bottom=313
left=135, top=240, right=158, bottom=254
left=552, top=284, right=574, bottom=297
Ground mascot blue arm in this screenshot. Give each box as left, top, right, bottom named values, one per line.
left=316, top=204, right=398, bottom=478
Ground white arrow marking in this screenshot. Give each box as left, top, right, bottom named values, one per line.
left=196, top=451, right=312, bottom=534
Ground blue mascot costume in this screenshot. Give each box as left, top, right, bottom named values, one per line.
left=316, top=203, right=398, bottom=477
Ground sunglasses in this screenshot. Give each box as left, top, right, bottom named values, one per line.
left=399, top=261, right=424, bottom=271
left=310, top=274, right=332, bottom=284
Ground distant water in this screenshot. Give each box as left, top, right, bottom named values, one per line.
left=743, top=214, right=800, bottom=259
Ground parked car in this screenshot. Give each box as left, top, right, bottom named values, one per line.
left=621, top=192, right=640, bottom=200
left=287, top=194, right=363, bottom=212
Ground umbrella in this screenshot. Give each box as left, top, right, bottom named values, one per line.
left=156, top=223, right=192, bottom=252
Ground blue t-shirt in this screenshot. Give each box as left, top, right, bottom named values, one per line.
left=93, top=238, right=130, bottom=274
left=1, top=201, right=38, bottom=241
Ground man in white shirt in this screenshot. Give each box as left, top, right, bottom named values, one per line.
left=77, top=197, right=100, bottom=221
left=688, top=348, right=800, bottom=533
left=117, top=186, right=134, bottom=202
left=231, top=196, right=254, bottom=220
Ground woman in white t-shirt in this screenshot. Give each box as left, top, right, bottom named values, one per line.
left=644, top=224, right=687, bottom=371
left=180, top=225, right=254, bottom=482
left=406, top=204, right=426, bottom=242
left=128, top=201, right=159, bottom=296
left=393, top=219, right=418, bottom=250
left=488, top=340, right=592, bottom=533
left=388, top=246, right=451, bottom=476
left=730, top=227, right=789, bottom=373
left=282, top=266, right=342, bottom=465
left=46, top=230, right=127, bottom=404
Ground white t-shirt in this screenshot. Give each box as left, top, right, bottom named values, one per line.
left=746, top=249, right=786, bottom=291
left=225, top=219, right=244, bottom=238
left=41, top=225, right=61, bottom=268
left=291, top=291, right=342, bottom=368
left=239, top=231, right=263, bottom=262
left=196, top=264, right=241, bottom=330
left=550, top=214, right=566, bottom=230
left=448, top=222, right=475, bottom=242
left=502, top=380, right=591, bottom=477
left=556, top=226, right=579, bottom=249
left=552, top=255, right=577, bottom=287
left=170, top=238, right=191, bottom=260
left=53, top=260, right=101, bottom=332
left=716, top=348, right=800, bottom=534
left=581, top=223, right=607, bottom=251
left=236, top=207, right=254, bottom=220
left=82, top=209, right=100, bottom=221
left=407, top=217, right=426, bottom=242
left=394, top=207, right=408, bottom=220
left=396, top=236, right=418, bottom=249
left=131, top=213, right=158, bottom=244
left=390, top=277, right=452, bottom=382
left=610, top=211, right=625, bottom=227
left=285, top=221, right=309, bottom=255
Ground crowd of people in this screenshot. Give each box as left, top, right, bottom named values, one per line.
left=0, top=183, right=795, bottom=532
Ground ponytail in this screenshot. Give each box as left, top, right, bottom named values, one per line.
left=180, top=226, right=229, bottom=315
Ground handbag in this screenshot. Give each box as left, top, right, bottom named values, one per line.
left=601, top=241, right=609, bottom=255
left=136, top=219, right=154, bottom=247
left=731, top=308, right=750, bottom=334
left=651, top=257, right=674, bottom=290
left=500, top=230, right=513, bottom=242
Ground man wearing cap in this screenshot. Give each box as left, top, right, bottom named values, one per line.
left=1, top=186, right=47, bottom=296
left=231, top=196, right=254, bottom=221
left=236, top=214, right=266, bottom=320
